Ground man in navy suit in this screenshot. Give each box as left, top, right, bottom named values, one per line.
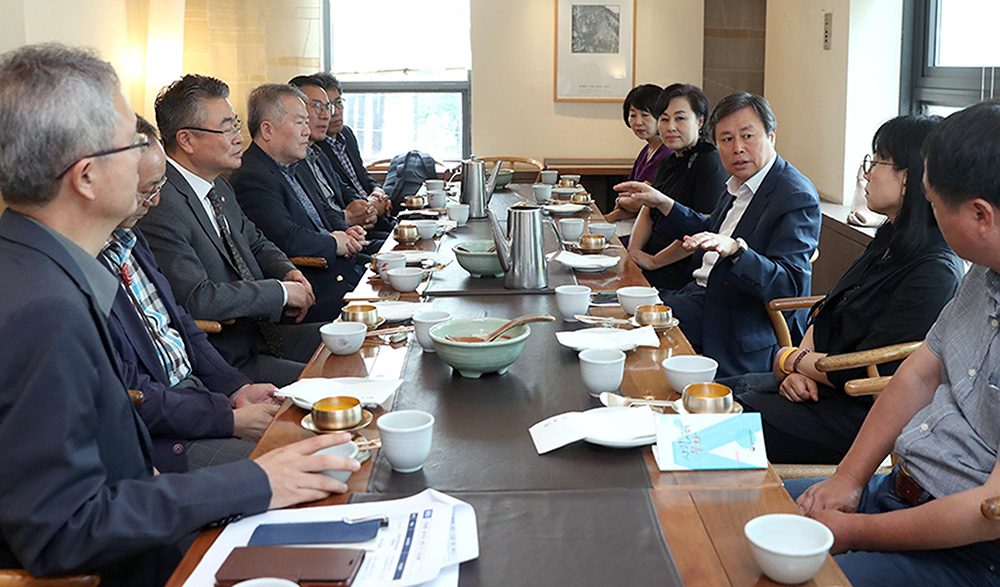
left=0, top=44, right=357, bottom=584
left=101, top=119, right=280, bottom=473
left=616, top=92, right=821, bottom=377
left=230, top=83, right=372, bottom=322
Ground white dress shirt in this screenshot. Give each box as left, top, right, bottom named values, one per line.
left=691, top=152, right=777, bottom=287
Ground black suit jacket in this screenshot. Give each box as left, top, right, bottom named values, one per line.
left=138, top=163, right=296, bottom=368
left=230, top=143, right=362, bottom=321
left=101, top=229, right=251, bottom=473
left=0, top=210, right=269, bottom=583
left=316, top=126, right=382, bottom=197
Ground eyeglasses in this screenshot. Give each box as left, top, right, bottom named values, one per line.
left=180, top=119, right=244, bottom=139
left=862, top=154, right=897, bottom=175
left=137, top=176, right=167, bottom=204
left=55, top=134, right=151, bottom=180
left=308, top=100, right=334, bottom=114
left=332, top=97, right=345, bottom=110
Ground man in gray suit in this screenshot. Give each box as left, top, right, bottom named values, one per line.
left=139, top=74, right=320, bottom=386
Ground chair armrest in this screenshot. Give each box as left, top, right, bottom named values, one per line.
left=982, top=496, right=1000, bottom=520
left=844, top=376, right=893, bottom=397
left=815, top=341, right=923, bottom=373
left=127, top=389, right=144, bottom=407
left=288, top=256, right=329, bottom=270
left=194, top=320, right=223, bottom=334
left=0, top=570, right=100, bottom=587
left=767, top=295, right=826, bottom=312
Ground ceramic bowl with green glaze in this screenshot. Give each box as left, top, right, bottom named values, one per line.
left=429, top=317, right=530, bottom=378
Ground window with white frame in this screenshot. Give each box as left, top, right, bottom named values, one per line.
left=322, top=0, right=471, bottom=163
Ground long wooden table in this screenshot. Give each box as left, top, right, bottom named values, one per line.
left=167, top=185, right=848, bottom=586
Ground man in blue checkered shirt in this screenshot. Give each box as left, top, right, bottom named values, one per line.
left=789, top=101, right=1000, bottom=586
left=100, top=120, right=281, bottom=473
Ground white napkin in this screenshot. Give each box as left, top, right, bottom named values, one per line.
left=276, top=377, right=402, bottom=409
left=359, top=300, right=433, bottom=322
left=551, top=250, right=620, bottom=270
left=556, top=325, right=660, bottom=351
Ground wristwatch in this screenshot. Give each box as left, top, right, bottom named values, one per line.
left=729, top=238, right=748, bottom=262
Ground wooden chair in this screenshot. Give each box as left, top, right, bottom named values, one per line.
left=0, top=571, right=100, bottom=587
left=766, top=295, right=826, bottom=348
left=478, top=156, right=544, bottom=184
left=770, top=341, right=922, bottom=480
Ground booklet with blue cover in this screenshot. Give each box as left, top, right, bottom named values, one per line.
left=652, top=413, right=768, bottom=471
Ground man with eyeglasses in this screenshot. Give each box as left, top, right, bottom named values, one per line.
left=101, top=117, right=281, bottom=473
left=230, top=83, right=377, bottom=322
left=287, top=74, right=393, bottom=238
left=0, top=45, right=358, bottom=584
left=312, top=72, right=393, bottom=221
left=139, top=74, right=322, bottom=387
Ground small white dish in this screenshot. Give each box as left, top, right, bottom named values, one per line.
left=582, top=407, right=657, bottom=448
left=543, top=203, right=588, bottom=215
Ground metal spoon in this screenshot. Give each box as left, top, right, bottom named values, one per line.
left=599, top=392, right=680, bottom=410
left=446, top=314, right=555, bottom=343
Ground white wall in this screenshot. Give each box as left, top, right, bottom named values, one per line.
left=765, top=0, right=902, bottom=203
left=470, top=0, right=704, bottom=160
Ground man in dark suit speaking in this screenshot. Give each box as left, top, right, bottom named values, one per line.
left=139, top=74, right=320, bottom=386
left=615, top=92, right=821, bottom=378
left=0, top=44, right=357, bottom=584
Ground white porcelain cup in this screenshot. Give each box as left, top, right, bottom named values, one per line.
left=559, top=218, right=585, bottom=242
left=319, top=321, right=368, bottom=355
left=424, top=179, right=445, bottom=191
left=532, top=183, right=553, bottom=203
left=411, top=219, right=438, bottom=240
left=386, top=267, right=424, bottom=292
left=313, top=440, right=359, bottom=482
left=540, top=170, right=559, bottom=185
left=616, top=286, right=660, bottom=315
left=588, top=222, right=616, bottom=241
left=555, top=284, right=592, bottom=321
left=413, top=310, right=452, bottom=353
left=579, top=348, right=626, bottom=395
left=375, top=252, right=406, bottom=279
left=447, top=203, right=470, bottom=226
left=426, top=190, right=447, bottom=209
left=377, top=410, right=435, bottom=473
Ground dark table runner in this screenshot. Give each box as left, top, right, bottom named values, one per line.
left=367, top=293, right=651, bottom=494
left=352, top=488, right=682, bottom=587
left=423, top=189, right=579, bottom=295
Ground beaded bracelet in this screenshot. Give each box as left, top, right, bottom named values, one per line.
left=778, top=347, right=799, bottom=375
left=792, top=349, right=812, bottom=373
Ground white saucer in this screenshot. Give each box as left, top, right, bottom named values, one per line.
left=301, top=409, right=374, bottom=434
left=583, top=407, right=657, bottom=448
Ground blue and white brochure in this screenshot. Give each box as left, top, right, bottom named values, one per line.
left=652, top=413, right=768, bottom=471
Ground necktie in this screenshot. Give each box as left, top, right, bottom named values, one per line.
left=207, top=188, right=284, bottom=358
left=285, top=171, right=329, bottom=232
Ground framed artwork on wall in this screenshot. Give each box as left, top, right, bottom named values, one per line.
left=554, top=0, right=636, bottom=102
